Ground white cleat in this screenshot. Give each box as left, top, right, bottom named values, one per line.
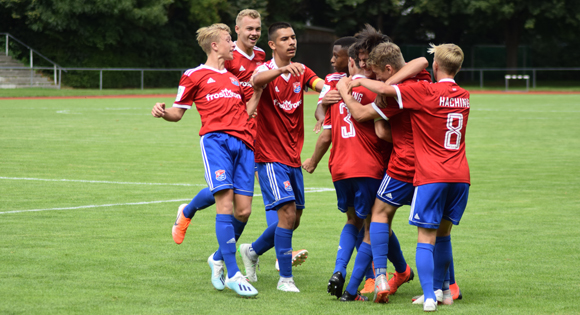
left=207, top=253, right=225, bottom=291
left=423, top=298, right=437, bottom=312
left=412, top=289, right=443, bottom=304
left=238, top=243, right=259, bottom=282
left=277, top=277, right=300, bottom=292
left=225, top=271, right=258, bottom=297
left=441, top=289, right=453, bottom=305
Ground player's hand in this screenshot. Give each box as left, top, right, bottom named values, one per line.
left=281, top=63, right=305, bottom=77
left=336, top=77, right=351, bottom=95
left=321, top=90, right=341, bottom=106
left=313, top=118, right=323, bottom=134
left=347, top=80, right=362, bottom=94
left=302, top=158, right=317, bottom=174
left=375, top=94, right=388, bottom=108
left=152, top=102, right=166, bottom=117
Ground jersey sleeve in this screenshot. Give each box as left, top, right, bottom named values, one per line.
left=371, top=96, right=404, bottom=120
left=173, top=74, right=198, bottom=109
left=318, top=84, right=331, bottom=105
left=392, top=81, right=430, bottom=111
left=303, top=66, right=321, bottom=90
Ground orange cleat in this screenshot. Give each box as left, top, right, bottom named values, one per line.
left=387, top=264, right=414, bottom=295
left=172, top=204, right=191, bottom=244
left=275, top=249, right=308, bottom=271
left=360, top=278, right=375, bottom=294
left=449, top=282, right=462, bottom=300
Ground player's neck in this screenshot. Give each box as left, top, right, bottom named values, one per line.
left=205, top=54, right=225, bottom=70
left=435, top=70, right=455, bottom=82
left=236, top=41, right=254, bottom=56
left=273, top=54, right=291, bottom=68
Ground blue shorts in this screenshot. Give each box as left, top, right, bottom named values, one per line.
left=408, top=183, right=470, bottom=229
left=256, top=162, right=305, bottom=211
left=200, top=132, right=255, bottom=196
left=333, top=177, right=382, bottom=219
left=376, top=174, right=415, bottom=207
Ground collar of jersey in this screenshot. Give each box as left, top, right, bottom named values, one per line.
left=352, top=74, right=368, bottom=80
left=438, top=78, right=456, bottom=83
left=234, top=42, right=256, bottom=60
left=268, top=58, right=292, bottom=82
left=199, top=64, right=228, bottom=74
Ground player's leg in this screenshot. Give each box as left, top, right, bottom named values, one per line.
left=449, top=260, right=462, bottom=300
left=341, top=215, right=371, bottom=302
left=183, top=187, right=215, bottom=218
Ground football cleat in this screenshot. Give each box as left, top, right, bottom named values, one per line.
left=339, top=290, right=368, bottom=302
left=387, top=264, right=414, bottom=295
left=225, top=271, right=258, bottom=297
left=207, top=253, right=225, bottom=291
left=327, top=271, right=345, bottom=299
left=360, top=278, right=375, bottom=294
left=412, top=289, right=443, bottom=304
left=441, top=289, right=453, bottom=305
left=277, top=277, right=300, bottom=292
left=275, top=249, right=309, bottom=271
left=238, top=244, right=259, bottom=282
left=449, top=282, right=462, bottom=300
left=172, top=204, right=190, bottom=244
left=423, top=298, right=437, bottom=312
left=373, top=274, right=390, bottom=303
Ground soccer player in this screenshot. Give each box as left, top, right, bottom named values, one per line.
left=151, top=23, right=258, bottom=297
left=238, top=22, right=324, bottom=292
left=344, top=43, right=470, bottom=311
left=338, top=42, right=429, bottom=303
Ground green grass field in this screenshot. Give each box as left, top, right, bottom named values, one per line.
left=1, top=92, right=579, bottom=314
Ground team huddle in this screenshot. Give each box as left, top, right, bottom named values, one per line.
left=151, top=8, right=470, bottom=312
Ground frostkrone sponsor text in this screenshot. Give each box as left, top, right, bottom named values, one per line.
left=206, top=89, right=242, bottom=101
left=274, top=99, right=302, bottom=110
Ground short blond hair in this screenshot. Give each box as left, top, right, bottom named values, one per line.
left=368, top=42, right=406, bottom=71
left=196, top=23, right=231, bottom=55
left=428, top=43, right=464, bottom=75
left=236, top=9, right=261, bottom=26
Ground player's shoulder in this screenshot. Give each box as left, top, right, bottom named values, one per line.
left=325, top=72, right=346, bottom=82
left=183, top=65, right=207, bottom=77
left=253, top=46, right=266, bottom=54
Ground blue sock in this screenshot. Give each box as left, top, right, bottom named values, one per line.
left=215, top=214, right=239, bottom=278
left=334, top=223, right=359, bottom=277
left=275, top=227, right=293, bottom=277
left=346, top=242, right=373, bottom=296
left=449, top=259, right=456, bottom=285
left=433, top=235, right=452, bottom=291
left=214, top=216, right=246, bottom=261
left=370, top=222, right=389, bottom=276
left=387, top=230, right=407, bottom=273
left=365, top=262, right=375, bottom=280
left=183, top=188, right=215, bottom=218
left=265, top=210, right=279, bottom=226
left=251, top=222, right=277, bottom=255
left=416, top=242, right=436, bottom=301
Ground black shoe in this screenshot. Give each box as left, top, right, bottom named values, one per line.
left=339, top=290, right=368, bottom=302
left=327, top=271, right=345, bottom=299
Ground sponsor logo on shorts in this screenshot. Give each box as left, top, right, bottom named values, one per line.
left=414, top=213, right=420, bottom=220
left=284, top=181, right=292, bottom=191
left=215, top=170, right=226, bottom=181
left=385, top=193, right=393, bottom=199
left=230, top=77, right=240, bottom=86
left=293, top=82, right=301, bottom=93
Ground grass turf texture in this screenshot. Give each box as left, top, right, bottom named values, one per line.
left=1, top=93, right=579, bottom=314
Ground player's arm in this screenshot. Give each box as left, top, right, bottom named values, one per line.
left=384, top=57, right=429, bottom=85
left=152, top=102, right=186, bottom=122
left=302, top=128, right=332, bottom=174
left=375, top=120, right=392, bottom=142
left=336, top=78, right=380, bottom=122
left=253, top=63, right=305, bottom=87
left=348, top=78, right=398, bottom=97
left=246, top=88, right=262, bottom=117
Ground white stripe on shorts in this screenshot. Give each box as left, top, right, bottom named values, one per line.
left=266, top=163, right=281, bottom=201
left=200, top=135, right=213, bottom=190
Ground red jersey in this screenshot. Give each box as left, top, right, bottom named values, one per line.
left=318, top=72, right=346, bottom=105
left=224, top=43, right=266, bottom=140
left=374, top=69, right=432, bottom=183
left=173, top=65, right=253, bottom=150
left=327, top=75, right=387, bottom=181
left=393, top=78, right=470, bottom=186
left=254, top=59, right=319, bottom=167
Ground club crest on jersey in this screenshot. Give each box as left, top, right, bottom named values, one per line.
left=230, top=77, right=240, bottom=86
left=215, top=170, right=226, bottom=181
left=293, top=82, right=301, bottom=93
left=284, top=181, right=292, bottom=191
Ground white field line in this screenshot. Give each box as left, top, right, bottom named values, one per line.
left=0, top=177, right=206, bottom=187
left=0, top=177, right=335, bottom=215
